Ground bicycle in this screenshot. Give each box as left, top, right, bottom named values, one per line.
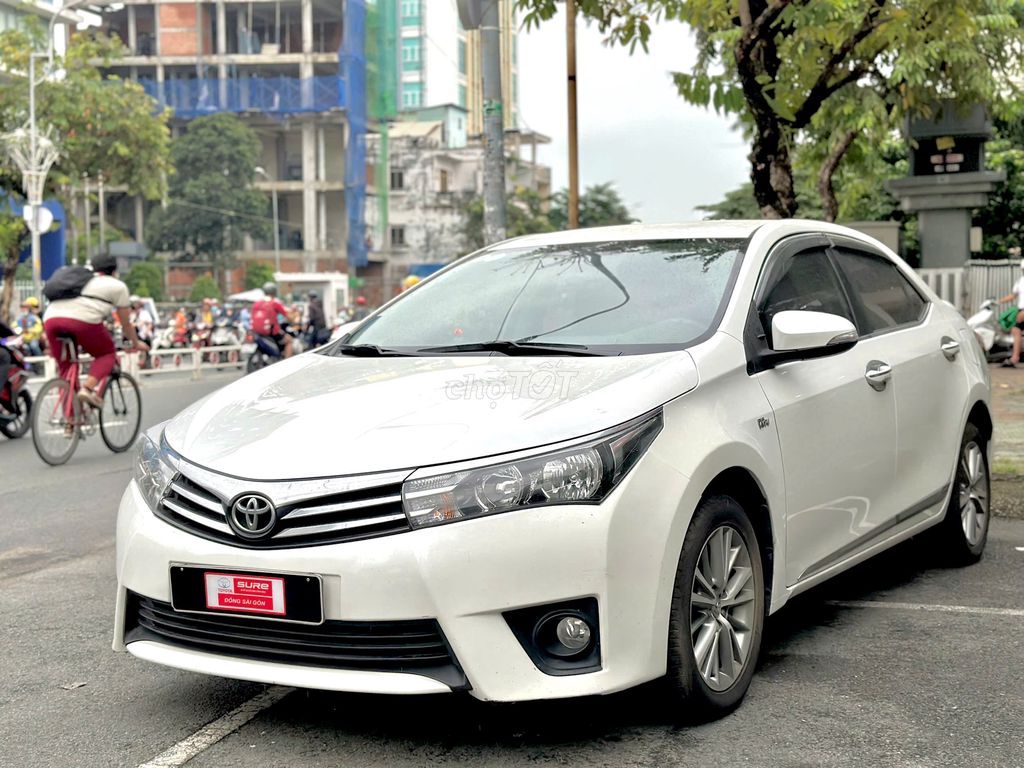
left=31, top=334, right=143, bottom=466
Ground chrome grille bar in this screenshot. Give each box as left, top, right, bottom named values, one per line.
left=272, top=512, right=407, bottom=539
left=169, top=481, right=224, bottom=516
left=284, top=494, right=403, bottom=520
left=162, top=498, right=233, bottom=535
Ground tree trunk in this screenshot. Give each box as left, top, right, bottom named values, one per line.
left=818, top=130, right=858, bottom=223
left=0, top=253, right=18, bottom=324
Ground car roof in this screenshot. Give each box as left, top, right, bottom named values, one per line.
left=488, top=219, right=885, bottom=251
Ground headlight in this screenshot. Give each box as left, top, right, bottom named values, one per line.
left=403, top=410, right=663, bottom=529
left=133, top=434, right=176, bottom=512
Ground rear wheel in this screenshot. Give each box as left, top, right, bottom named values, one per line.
left=935, top=423, right=989, bottom=565
left=0, top=390, right=32, bottom=438
left=246, top=352, right=266, bottom=374
left=100, top=372, right=142, bottom=452
left=666, top=495, right=765, bottom=720
left=32, top=379, right=79, bottom=466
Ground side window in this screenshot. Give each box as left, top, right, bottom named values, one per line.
left=758, top=248, right=854, bottom=341
left=832, top=249, right=927, bottom=334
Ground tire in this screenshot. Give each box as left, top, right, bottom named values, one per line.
left=100, top=372, right=143, bottom=453
left=934, top=423, right=990, bottom=565
left=246, top=352, right=265, bottom=374
left=32, top=379, right=79, bottom=466
left=666, top=495, right=765, bottom=721
left=0, top=390, right=32, bottom=439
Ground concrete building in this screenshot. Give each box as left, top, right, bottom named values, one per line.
left=364, top=103, right=550, bottom=300
left=397, top=0, right=518, bottom=132
left=0, top=0, right=79, bottom=46
left=89, top=0, right=357, bottom=297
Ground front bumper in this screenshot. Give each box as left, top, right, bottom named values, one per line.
left=114, top=450, right=691, bottom=702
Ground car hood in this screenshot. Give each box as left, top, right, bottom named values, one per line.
left=163, top=351, right=699, bottom=479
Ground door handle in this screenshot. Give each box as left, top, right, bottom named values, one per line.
left=865, top=360, right=892, bottom=392
left=941, top=337, right=960, bottom=361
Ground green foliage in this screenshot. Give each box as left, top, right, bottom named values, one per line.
left=126, top=261, right=165, bottom=302
left=548, top=183, right=635, bottom=230
left=189, top=275, right=221, bottom=302
left=516, top=0, right=1022, bottom=218
left=976, top=139, right=1024, bottom=259
left=146, top=114, right=271, bottom=282
left=463, top=187, right=555, bottom=251
left=245, top=262, right=276, bottom=290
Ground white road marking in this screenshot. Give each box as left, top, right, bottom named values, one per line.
left=829, top=600, right=1024, bottom=618
left=1015, top=546, right=1024, bottom=552
left=137, top=685, right=293, bottom=768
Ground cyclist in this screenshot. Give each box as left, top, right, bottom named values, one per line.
left=251, top=282, right=293, bottom=359
left=42, top=252, right=149, bottom=408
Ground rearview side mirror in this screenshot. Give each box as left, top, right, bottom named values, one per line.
left=771, top=310, right=858, bottom=352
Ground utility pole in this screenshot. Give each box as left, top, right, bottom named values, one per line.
left=476, top=1, right=506, bottom=243
left=566, top=0, right=580, bottom=229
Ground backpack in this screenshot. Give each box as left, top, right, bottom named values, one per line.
left=42, top=266, right=95, bottom=302
left=251, top=300, right=276, bottom=335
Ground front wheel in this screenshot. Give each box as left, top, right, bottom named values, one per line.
left=246, top=352, right=266, bottom=374
left=100, top=372, right=142, bottom=452
left=666, top=495, right=765, bottom=721
left=934, top=423, right=990, bottom=565
left=0, top=389, right=32, bottom=438
left=32, top=379, right=80, bottom=466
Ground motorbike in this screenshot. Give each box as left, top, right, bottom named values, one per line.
left=967, top=299, right=1014, bottom=363
left=191, top=321, right=212, bottom=350
left=0, top=337, right=33, bottom=439
left=246, top=326, right=300, bottom=374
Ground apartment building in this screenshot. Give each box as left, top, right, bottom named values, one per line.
left=90, top=0, right=359, bottom=297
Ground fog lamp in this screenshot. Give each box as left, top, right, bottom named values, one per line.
left=555, top=616, right=592, bottom=652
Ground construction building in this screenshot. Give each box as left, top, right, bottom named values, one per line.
left=87, top=0, right=368, bottom=299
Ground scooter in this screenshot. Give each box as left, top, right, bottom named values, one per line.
left=245, top=326, right=299, bottom=374
left=0, top=337, right=33, bottom=439
left=966, top=299, right=1014, bottom=363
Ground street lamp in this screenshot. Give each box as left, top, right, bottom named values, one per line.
left=254, top=166, right=281, bottom=271
left=4, top=0, right=91, bottom=301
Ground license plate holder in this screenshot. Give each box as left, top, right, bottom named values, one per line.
left=169, top=564, right=323, bottom=625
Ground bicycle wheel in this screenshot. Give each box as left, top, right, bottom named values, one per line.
left=32, top=379, right=80, bottom=466
left=100, top=371, right=142, bottom=453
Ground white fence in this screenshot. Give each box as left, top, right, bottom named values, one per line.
left=23, top=344, right=246, bottom=388
left=918, top=260, right=1019, bottom=313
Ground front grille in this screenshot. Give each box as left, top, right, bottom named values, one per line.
left=156, top=472, right=411, bottom=549
left=124, top=592, right=468, bottom=689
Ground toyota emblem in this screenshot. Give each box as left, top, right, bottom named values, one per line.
left=228, top=494, right=277, bottom=539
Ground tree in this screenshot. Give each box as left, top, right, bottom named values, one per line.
left=518, top=1, right=1021, bottom=219
left=245, top=261, right=276, bottom=290
left=463, top=187, right=554, bottom=251
left=548, top=182, right=634, bottom=230
left=126, top=261, right=165, bottom=301
left=146, top=113, right=270, bottom=292
left=189, top=275, right=221, bottom=302
left=0, top=27, right=170, bottom=322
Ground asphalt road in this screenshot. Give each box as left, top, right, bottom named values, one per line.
left=1, top=373, right=1022, bottom=768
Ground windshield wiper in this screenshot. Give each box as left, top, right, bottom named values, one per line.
left=416, top=340, right=605, bottom=356
left=331, top=343, right=415, bottom=357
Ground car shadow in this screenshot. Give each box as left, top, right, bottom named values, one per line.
left=235, top=535, right=950, bottom=746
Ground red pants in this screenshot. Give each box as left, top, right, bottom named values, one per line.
left=44, top=317, right=117, bottom=384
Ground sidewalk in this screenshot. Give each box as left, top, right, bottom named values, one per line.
left=990, top=364, right=1024, bottom=519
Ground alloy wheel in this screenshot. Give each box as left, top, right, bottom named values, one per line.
left=690, top=524, right=757, bottom=692
left=959, top=441, right=988, bottom=547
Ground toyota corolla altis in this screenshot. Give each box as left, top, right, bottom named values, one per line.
left=116, top=221, right=991, bottom=718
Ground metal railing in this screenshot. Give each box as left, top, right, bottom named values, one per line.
left=919, top=261, right=1019, bottom=313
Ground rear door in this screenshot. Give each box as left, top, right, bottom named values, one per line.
left=829, top=243, right=967, bottom=516
left=748, top=238, right=899, bottom=586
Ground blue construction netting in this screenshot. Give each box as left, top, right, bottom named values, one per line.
left=341, top=0, right=368, bottom=270
left=137, top=75, right=345, bottom=119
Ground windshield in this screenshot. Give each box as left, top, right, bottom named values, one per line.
left=345, top=239, right=745, bottom=354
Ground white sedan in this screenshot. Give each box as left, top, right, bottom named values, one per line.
left=118, top=221, right=990, bottom=719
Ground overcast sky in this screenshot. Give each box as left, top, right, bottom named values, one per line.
left=517, top=10, right=750, bottom=223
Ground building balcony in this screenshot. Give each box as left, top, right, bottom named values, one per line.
left=137, top=75, right=345, bottom=119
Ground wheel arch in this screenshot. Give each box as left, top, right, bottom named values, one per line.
left=700, top=467, right=775, bottom=616
left=966, top=400, right=993, bottom=446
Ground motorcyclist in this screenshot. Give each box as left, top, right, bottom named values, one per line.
left=306, top=290, right=328, bottom=346
left=251, top=282, right=293, bottom=358
left=0, top=320, right=17, bottom=409
left=42, top=251, right=149, bottom=408
left=16, top=297, right=45, bottom=356
left=998, top=257, right=1024, bottom=368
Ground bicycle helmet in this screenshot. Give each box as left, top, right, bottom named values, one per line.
left=263, top=282, right=278, bottom=296
left=90, top=251, right=118, bottom=275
